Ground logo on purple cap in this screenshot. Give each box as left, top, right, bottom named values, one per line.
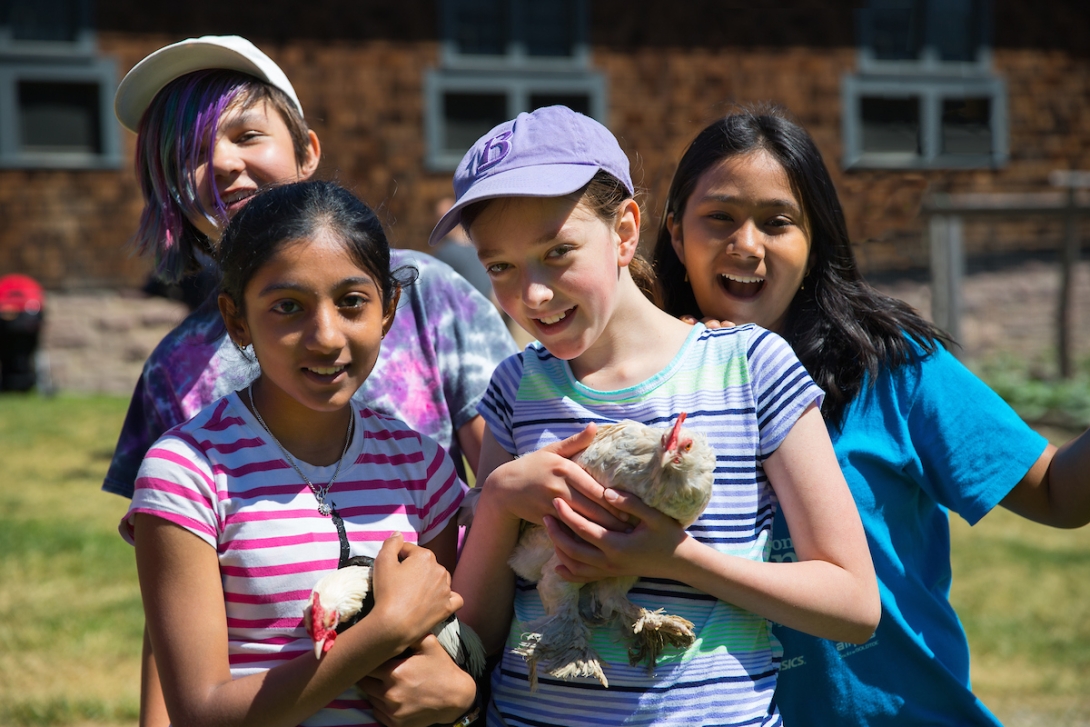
left=475, top=131, right=513, bottom=176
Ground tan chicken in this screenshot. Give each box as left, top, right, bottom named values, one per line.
left=304, top=555, right=486, bottom=679
left=509, top=413, right=716, bottom=688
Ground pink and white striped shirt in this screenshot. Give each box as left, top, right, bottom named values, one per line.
left=121, top=392, right=465, bottom=726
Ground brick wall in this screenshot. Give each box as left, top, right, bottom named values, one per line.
left=1, top=1, right=1088, bottom=290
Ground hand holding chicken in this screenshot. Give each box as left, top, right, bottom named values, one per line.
left=304, top=552, right=486, bottom=681
left=508, top=413, right=716, bottom=688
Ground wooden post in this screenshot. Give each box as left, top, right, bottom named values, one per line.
left=922, top=181, right=1089, bottom=370
left=929, top=214, right=964, bottom=351
left=1049, top=170, right=1090, bottom=379
left=1058, top=186, right=1078, bottom=378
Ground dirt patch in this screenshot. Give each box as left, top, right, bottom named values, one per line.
left=871, top=258, right=1090, bottom=369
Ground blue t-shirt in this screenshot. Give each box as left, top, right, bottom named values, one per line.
left=771, top=343, right=1048, bottom=726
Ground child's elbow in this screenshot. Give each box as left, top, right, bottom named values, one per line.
left=843, top=582, right=881, bottom=644
left=843, top=614, right=880, bottom=645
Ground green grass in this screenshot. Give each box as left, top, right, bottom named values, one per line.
left=0, top=393, right=1088, bottom=725
left=950, top=504, right=1090, bottom=724
left=0, top=394, right=142, bottom=726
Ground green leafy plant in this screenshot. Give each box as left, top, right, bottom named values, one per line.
left=972, top=354, right=1090, bottom=429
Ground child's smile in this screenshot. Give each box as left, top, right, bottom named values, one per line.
left=472, top=196, right=621, bottom=363
left=188, top=100, right=318, bottom=240
left=533, top=305, right=576, bottom=331
left=233, top=228, right=393, bottom=428
left=668, top=150, right=811, bottom=334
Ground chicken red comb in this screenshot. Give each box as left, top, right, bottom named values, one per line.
left=308, top=594, right=339, bottom=658
left=664, top=412, right=688, bottom=451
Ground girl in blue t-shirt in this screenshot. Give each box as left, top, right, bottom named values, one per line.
left=651, top=108, right=1090, bottom=727
left=439, top=105, right=880, bottom=726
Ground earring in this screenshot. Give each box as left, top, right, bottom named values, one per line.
left=234, top=340, right=253, bottom=361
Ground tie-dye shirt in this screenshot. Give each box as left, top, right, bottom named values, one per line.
left=104, top=250, right=516, bottom=499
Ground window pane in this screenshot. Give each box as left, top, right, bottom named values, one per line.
left=529, top=93, right=590, bottom=116
left=451, top=0, right=508, bottom=56
left=942, top=97, right=991, bottom=155
left=19, top=81, right=101, bottom=153
left=524, top=0, right=577, bottom=57
left=443, top=92, right=508, bottom=151
left=928, top=0, right=980, bottom=62
left=861, top=96, right=920, bottom=154
left=3, top=0, right=86, bottom=42
left=868, top=2, right=924, bottom=61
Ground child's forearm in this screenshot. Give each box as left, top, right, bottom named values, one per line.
left=669, top=536, right=880, bottom=644
left=1000, top=427, right=1090, bottom=528
left=548, top=491, right=880, bottom=644
left=452, top=487, right=522, bottom=653
left=139, top=519, right=453, bottom=727
left=219, top=623, right=420, bottom=726
left=148, top=587, right=417, bottom=727
left=1045, top=427, right=1090, bottom=527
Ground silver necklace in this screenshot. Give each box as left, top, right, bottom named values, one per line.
left=247, top=382, right=354, bottom=517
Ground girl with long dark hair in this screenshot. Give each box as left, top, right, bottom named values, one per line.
left=651, top=108, right=1090, bottom=726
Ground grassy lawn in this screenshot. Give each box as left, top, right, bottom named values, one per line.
left=0, top=394, right=141, bottom=726
left=0, top=394, right=1087, bottom=725
left=949, top=418, right=1090, bottom=727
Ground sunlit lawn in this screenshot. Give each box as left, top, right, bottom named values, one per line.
left=0, top=394, right=1087, bottom=725
left=949, top=446, right=1090, bottom=726
left=0, top=394, right=141, bottom=726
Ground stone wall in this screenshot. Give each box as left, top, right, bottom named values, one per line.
left=39, top=292, right=188, bottom=395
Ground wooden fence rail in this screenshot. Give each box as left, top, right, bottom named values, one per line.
left=921, top=173, right=1090, bottom=377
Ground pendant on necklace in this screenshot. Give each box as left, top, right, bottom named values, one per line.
left=318, top=502, right=333, bottom=517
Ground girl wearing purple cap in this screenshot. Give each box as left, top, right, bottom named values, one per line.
left=109, top=35, right=510, bottom=727
left=444, top=106, right=879, bottom=726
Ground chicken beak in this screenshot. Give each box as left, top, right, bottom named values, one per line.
left=314, top=638, right=326, bottom=660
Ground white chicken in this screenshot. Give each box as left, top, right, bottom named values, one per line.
left=303, top=555, right=487, bottom=680
left=509, top=413, right=716, bottom=689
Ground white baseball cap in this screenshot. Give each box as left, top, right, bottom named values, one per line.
left=114, top=35, right=303, bottom=133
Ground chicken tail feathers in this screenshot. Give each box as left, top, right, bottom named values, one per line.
left=626, top=608, right=696, bottom=671
left=436, top=616, right=488, bottom=680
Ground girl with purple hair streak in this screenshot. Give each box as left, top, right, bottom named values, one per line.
left=107, top=35, right=512, bottom=727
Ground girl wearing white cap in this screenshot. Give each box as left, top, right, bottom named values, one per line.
left=108, top=35, right=510, bottom=727
left=442, top=106, right=879, bottom=726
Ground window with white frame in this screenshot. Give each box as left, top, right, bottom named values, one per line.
left=0, top=0, right=121, bottom=169
left=425, top=0, right=605, bottom=170
left=842, top=0, right=1007, bottom=170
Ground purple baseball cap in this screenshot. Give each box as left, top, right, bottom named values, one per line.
left=428, top=105, right=633, bottom=246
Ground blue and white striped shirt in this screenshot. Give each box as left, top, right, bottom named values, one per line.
left=477, top=323, right=823, bottom=727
